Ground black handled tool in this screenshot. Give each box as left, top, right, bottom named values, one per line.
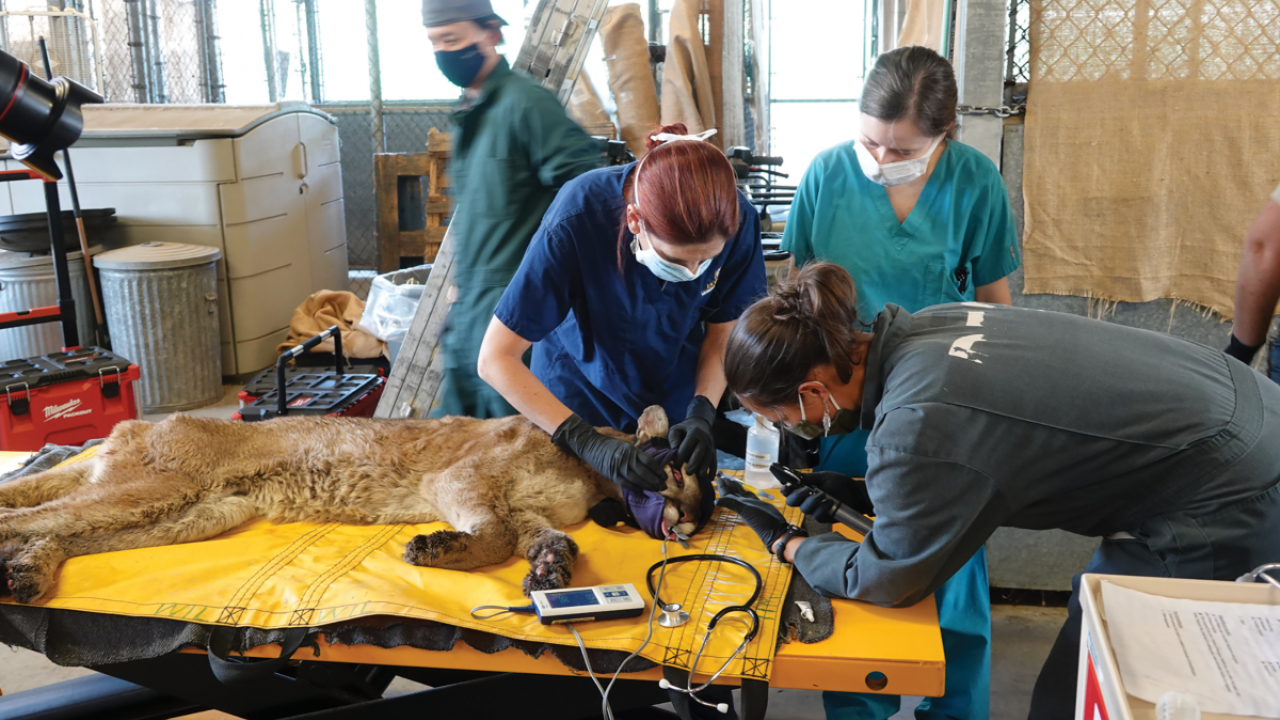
left=769, top=463, right=875, bottom=536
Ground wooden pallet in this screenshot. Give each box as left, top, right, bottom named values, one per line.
left=375, top=0, right=610, bottom=420
left=374, top=129, right=452, bottom=272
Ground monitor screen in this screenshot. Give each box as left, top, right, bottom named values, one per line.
left=545, top=589, right=600, bottom=608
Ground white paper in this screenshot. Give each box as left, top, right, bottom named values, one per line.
left=1101, top=581, right=1280, bottom=717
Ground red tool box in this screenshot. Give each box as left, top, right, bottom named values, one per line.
left=0, top=169, right=138, bottom=450
left=234, top=326, right=385, bottom=422
left=0, top=348, right=140, bottom=449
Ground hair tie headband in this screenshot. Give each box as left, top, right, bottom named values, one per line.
left=649, top=128, right=718, bottom=144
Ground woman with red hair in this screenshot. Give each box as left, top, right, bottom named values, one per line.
left=478, top=124, right=766, bottom=495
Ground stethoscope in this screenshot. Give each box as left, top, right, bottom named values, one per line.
left=645, top=553, right=763, bottom=714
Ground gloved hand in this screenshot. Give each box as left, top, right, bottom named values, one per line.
left=1225, top=334, right=1262, bottom=365
left=553, top=414, right=666, bottom=493
left=669, top=395, right=717, bottom=478
left=779, top=471, right=874, bottom=523
left=715, top=496, right=790, bottom=553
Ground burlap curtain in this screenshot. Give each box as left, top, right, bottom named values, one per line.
left=896, top=0, right=948, bottom=51
left=1023, top=0, right=1280, bottom=318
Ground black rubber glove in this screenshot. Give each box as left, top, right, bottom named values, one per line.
left=668, top=395, right=717, bottom=478
left=1225, top=334, right=1262, bottom=365
left=715, top=496, right=790, bottom=553
left=779, top=471, right=874, bottom=518
left=553, top=414, right=666, bottom=493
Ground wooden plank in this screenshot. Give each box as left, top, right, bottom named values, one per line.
left=376, top=224, right=457, bottom=418
left=376, top=0, right=609, bottom=419
left=376, top=152, right=450, bottom=272
left=427, top=128, right=452, bottom=154
left=515, top=0, right=611, bottom=104
left=721, top=0, right=747, bottom=149
left=396, top=227, right=448, bottom=255
left=374, top=154, right=401, bottom=274
left=704, top=0, right=725, bottom=150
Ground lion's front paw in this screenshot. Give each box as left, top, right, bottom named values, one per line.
left=403, top=530, right=471, bottom=569
left=521, top=533, right=578, bottom=596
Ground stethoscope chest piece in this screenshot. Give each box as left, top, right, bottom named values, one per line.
left=658, top=603, right=691, bottom=628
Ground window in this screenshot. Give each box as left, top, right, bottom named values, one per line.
left=766, top=0, right=870, bottom=179
left=215, top=0, right=271, bottom=104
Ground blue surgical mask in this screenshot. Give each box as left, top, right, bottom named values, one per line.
left=629, top=151, right=715, bottom=283
left=435, top=43, right=487, bottom=88
left=631, top=225, right=712, bottom=283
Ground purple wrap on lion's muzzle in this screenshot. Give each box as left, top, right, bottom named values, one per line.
left=621, top=439, right=717, bottom=540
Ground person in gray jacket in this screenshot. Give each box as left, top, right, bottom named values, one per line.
left=716, top=261, right=1280, bottom=719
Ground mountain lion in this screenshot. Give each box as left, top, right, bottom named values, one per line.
left=0, top=406, right=706, bottom=604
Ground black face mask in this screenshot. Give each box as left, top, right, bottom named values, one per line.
left=789, top=384, right=860, bottom=440
left=435, top=43, right=487, bottom=88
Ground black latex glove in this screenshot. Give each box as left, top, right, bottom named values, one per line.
left=715, top=496, right=790, bottom=553
left=669, top=395, right=717, bottom=478
left=1225, top=334, right=1262, bottom=365
left=779, top=471, right=874, bottom=517
left=553, top=414, right=666, bottom=493
left=715, top=475, right=756, bottom=500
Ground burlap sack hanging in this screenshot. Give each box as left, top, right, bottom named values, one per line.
left=600, top=4, right=660, bottom=158
left=661, top=0, right=717, bottom=136
left=567, top=68, right=616, bottom=139
left=1022, top=0, right=1280, bottom=319
left=896, top=0, right=947, bottom=52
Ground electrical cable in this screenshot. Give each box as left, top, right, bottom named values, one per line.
left=525, top=532, right=767, bottom=719
left=468, top=604, right=535, bottom=620
left=596, top=533, right=673, bottom=720
left=568, top=623, right=610, bottom=700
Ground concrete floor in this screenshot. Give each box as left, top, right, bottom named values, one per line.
left=0, top=605, right=1066, bottom=719
left=141, top=385, right=244, bottom=423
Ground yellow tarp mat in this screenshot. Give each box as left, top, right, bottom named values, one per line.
left=1, top=449, right=801, bottom=682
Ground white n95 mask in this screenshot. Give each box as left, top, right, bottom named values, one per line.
left=854, top=134, right=943, bottom=187
left=631, top=228, right=712, bottom=283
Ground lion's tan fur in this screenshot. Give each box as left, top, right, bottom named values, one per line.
left=0, top=407, right=703, bottom=604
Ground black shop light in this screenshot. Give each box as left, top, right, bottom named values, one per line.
left=0, top=46, right=106, bottom=353
left=0, top=47, right=103, bottom=180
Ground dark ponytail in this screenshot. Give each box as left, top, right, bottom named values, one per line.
left=860, top=46, right=957, bottom=138
left=725, top=262, right=868, bottom=409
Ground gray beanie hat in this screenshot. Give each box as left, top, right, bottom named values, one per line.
left=422, top=0, right=508, bottom=28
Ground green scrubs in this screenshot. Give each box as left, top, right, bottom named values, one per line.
left=435, top=58, right=601, bottom=419
left=781, top=139, right=1020, bottom=720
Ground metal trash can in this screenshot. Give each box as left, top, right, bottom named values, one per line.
left=95, top=243, right=222, bottom=413
left=0, top=246, right=100, bottom=361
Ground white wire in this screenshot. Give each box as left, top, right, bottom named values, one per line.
left=564, top=535, right=673, bottom=720
left=567, top=623, right=610, bottom=701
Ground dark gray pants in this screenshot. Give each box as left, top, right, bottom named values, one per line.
left=1028, top=478, right=1280, bottom=719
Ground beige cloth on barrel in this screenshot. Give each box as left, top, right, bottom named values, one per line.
left=277, top=290, right=387, bottom=359
left=661, top=0, right=717, bottom=139
left=1022, top=0, right=1280, bottom=319
left=600, top=4, right=660, bottom=158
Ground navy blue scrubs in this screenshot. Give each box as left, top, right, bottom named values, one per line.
left=494, top=163, right=767, bottom=431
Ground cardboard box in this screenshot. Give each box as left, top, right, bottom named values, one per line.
left=1077, top=572, right=1280, bottom=720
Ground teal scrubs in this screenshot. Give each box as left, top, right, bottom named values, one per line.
left=782, top=139, right=1019, bottom=720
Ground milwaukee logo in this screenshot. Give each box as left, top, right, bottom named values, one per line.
left=44, top=398, right=92, bottom=421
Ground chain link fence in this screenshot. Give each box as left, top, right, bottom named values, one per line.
left=1005, top=0, right=1030, bottom=103
left=0, top=1, right=462, bottom=299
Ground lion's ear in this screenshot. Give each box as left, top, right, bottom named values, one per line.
left=635, top=406, right=669, bottom=444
